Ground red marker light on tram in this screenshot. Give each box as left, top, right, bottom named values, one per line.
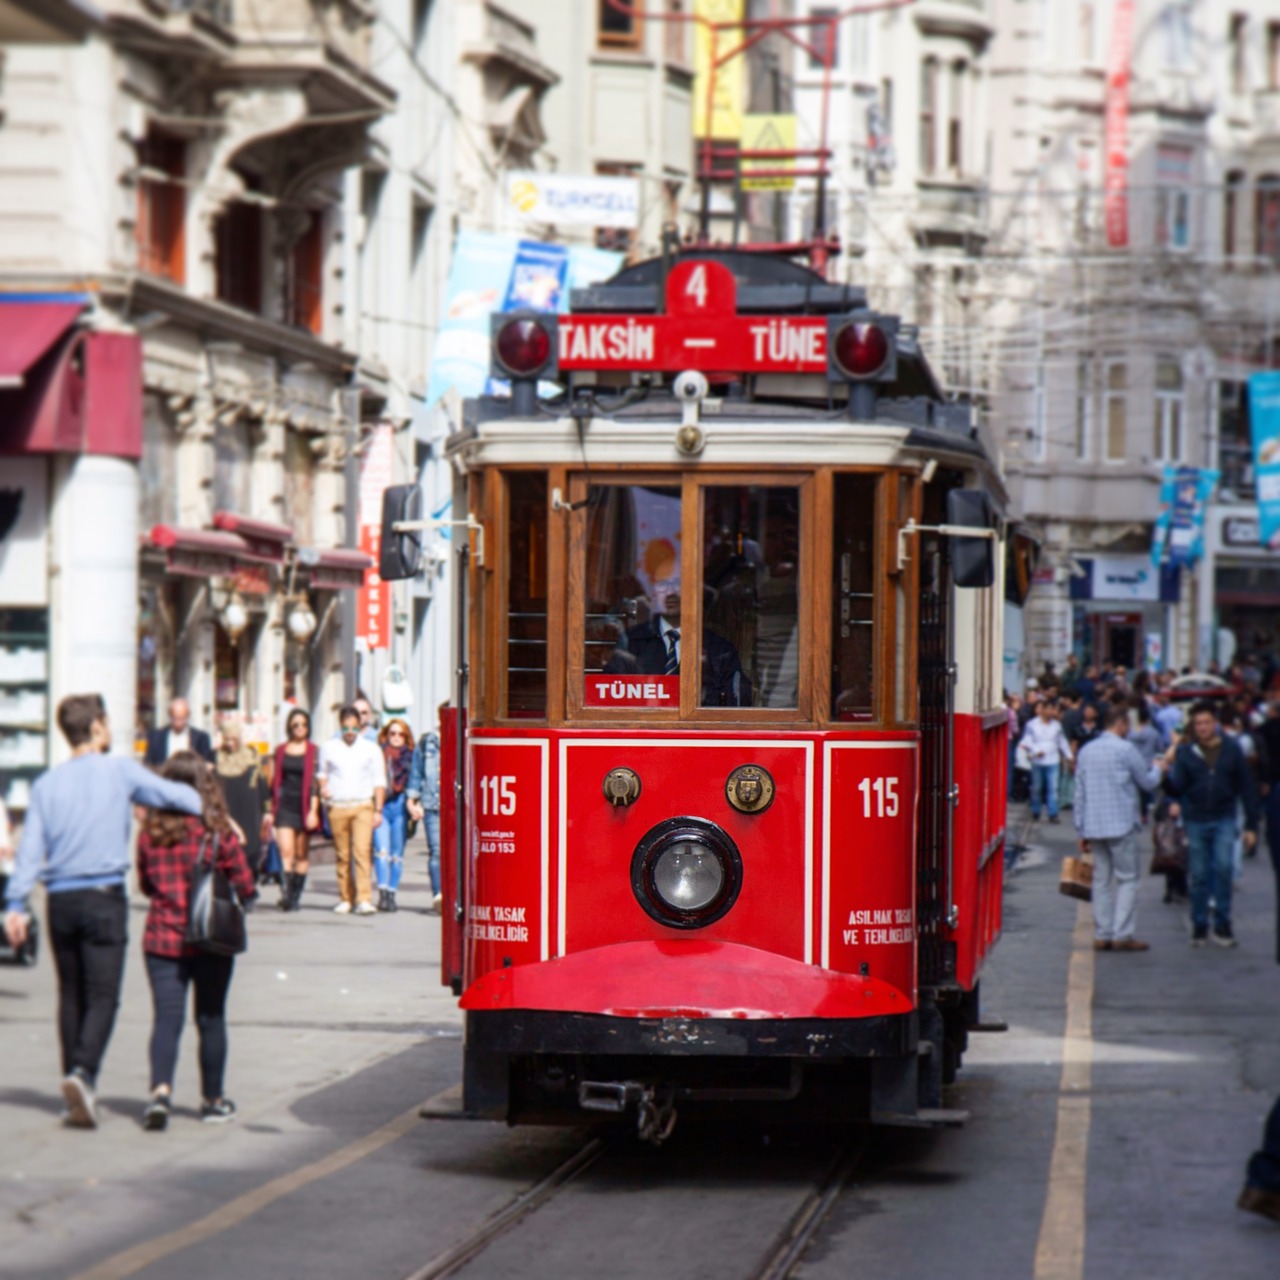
left=832, top=322, right=890, bottom=379
left=495, top=319, right=552, bottom=376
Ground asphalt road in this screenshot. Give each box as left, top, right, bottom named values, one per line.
left=1, top=815, right=1277, bottom=1279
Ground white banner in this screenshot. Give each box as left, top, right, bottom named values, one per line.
left=507, top=172, right=640, bottom=229
left=1092, top=554, right=1160, bottom=602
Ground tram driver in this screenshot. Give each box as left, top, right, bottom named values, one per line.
left=603, top=583, right=751, bottom=707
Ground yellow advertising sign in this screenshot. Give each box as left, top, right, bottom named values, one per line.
left=693, top=0, right=744, bottom=140
left=740, top=114, right=797, bottom=190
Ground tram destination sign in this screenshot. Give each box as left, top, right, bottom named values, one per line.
left=559, top=260, right=829, bottom=375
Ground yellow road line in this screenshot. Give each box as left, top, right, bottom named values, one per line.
left=71, top=1104, right=424, bottom=1280
left=1033, top=902, right=1095, bottom=1280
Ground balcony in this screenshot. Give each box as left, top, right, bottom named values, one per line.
left=912, top=177, right=988, bottom=248
left=464, top=3, right=558, bottom=92
left=0, top=0, right=101, bottom=42
left=1218, top=441, right=1256, bottom=502
left=109, top=0, right=234, bottom=61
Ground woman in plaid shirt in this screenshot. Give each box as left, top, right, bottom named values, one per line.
left=137, top=751, right=256, bottom=1130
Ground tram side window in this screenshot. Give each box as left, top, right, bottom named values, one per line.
left=505, top=472, right=548, bottom=718
left=832, top=474, right=878, bottom=719
left=701, top=486, right=800, bottom=708
left=585, top=484, right=683, bottom=695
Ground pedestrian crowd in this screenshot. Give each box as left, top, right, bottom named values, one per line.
left=1007, top=653, right=1280, bottom=1224
left=2, top=688, right=442, bottom=1136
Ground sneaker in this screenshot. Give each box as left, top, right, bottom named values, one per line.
left=385, top=892, right=398, bottom=914
left=1239, top=1183, right=1280, bottom=1223
left=200, top=1098, right=237, bottom=1124
left=1212, top=924, right=1238, bottom=948
left=354, top=900, right=377, bottom=917
left=143, top=1094, right=171, bottom=1132
left=432, top=892, right=443, bottom=914
left=61, top=1069, right=98, bottom=1129
left=332, top=901, right=353, bottom=915
left=1048, top=815, right=1061, bottom=825
left=1190, top=925, right=1209, bottom=947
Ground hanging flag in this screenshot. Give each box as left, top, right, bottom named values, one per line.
left=693, top=0, right=745, bottom=139
left=1248, top=371, right=1280, bottom=550
left=1103, top=0, right=1135, bottom=248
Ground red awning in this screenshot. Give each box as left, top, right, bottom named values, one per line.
left=301, top=547, right=373, bottom=590
left=213, top=511, right=294, bottom=564
left=0, top=303, right=82, bottom=386
left=147, top=525, right=256, bottom=578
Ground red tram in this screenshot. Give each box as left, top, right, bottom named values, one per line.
left=381, top=250, right=1033, bottom=1137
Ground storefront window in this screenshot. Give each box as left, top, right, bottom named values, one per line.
left=0, top=607, right=49, bottom=815
left=832, top=475, right=877, bottom=719
left=505, top=473, right=548, bottom=717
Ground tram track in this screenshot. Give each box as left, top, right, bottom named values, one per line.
left=403, top=1126, right=870, bottom=1280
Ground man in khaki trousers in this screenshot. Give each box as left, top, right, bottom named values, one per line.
left=319, top=705, right=387, bottom=917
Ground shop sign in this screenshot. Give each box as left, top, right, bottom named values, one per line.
left=357, top=424, right=393, bottom=650
left=1221, top=515, right=1260, bottom=548
left=506, top=172, right=639, bottom=229
left=1070, top=555, right=1180, bottom=604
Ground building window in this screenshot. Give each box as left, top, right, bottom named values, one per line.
left=1155, top=144, right=1192, bottom=250
left=664, top=0, right=689, bottom=65
left=1153, top=357, right=1183, bottom=462
left=136, top=128, right=186, bottom=284
left=288, top=211, right=325, bottom=335
left=1257, top=176, right=1280, bottom=263
left=595, top=161, right=639, bottom=254
left=1161, top=2, right=1194, bottom=71
left=1079, top=2, right=1098, bottom=64
left=1217, top=380, right=1253, bottom=498
left=1030, top=363, right=1047, bottom=461
left=1229, top=14, right=1248, bottom=95
left=947, top=61, right=966, bottom=173
left=919, top=57, right=938, bottom=176
left=808, top=8, right=837, bottom=70
left=1269, top=23, right=1280, bottom=89
left=1074, top=358, right=1092, bottom=461
left=598, top=0, right=642, bottom=51
left=214, top=201, right=263, bottom=313
left=1224, top=170, right=1244, bottom=261
left=1104, top=361, right=1127, bottom=461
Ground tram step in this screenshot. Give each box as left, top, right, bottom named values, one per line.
left=968, top=1018, right=1009, bottom=1033
left=418, top=1083, right=482, bottom=1120
left=871, top=1107, right=970, bottom=1129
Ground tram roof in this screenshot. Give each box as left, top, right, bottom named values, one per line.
left=571, top=249, right=867, bottom=317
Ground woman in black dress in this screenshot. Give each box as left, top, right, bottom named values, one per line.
left=214, top=720, right=269, bottom=877
left=266, top=709, right=319, bottom=912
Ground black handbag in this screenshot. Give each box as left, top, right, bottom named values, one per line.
left=185, top=835, right=247, bottom=956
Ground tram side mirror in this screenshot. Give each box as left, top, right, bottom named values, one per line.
left=1005, top=525, right=1041, bottom=607
left=379, top=484, right=423, bottom=581
left=946, top=489, right=995, bottom=589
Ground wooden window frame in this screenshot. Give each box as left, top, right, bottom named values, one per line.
left=597, top=0, right=643, bottom=51
left=136, top=128, right=186, bottom=285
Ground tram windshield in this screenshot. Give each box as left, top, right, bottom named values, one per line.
left=582, top=482, right=799, bottom=710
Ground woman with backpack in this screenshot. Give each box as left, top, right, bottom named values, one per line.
left=136, top=751, right=256, bottom=1130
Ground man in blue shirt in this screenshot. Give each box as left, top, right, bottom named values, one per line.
left=4, top=694, right=201, bottom=1128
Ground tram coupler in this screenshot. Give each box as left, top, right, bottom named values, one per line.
left=578, top=1080, right=678, bottom=1145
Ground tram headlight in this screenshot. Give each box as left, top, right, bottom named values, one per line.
left=832, top=322, right=890, bottom=379
left=631, top=817, right=742, bottom=929
left=493, top=317, right=554, bottom=377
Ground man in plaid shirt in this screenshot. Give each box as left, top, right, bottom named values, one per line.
left=1074, top=703, right=1168, bottom=951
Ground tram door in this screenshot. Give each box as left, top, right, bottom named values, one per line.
left=916, top=485, right=955, bottom=988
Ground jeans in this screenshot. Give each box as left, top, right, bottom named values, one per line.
left=1091, top=831, right=1140, bottom=942
left=1247, top=1095, right=1280, bottom=1193
left=330, top=802, right=375, bottom=906
left=1185, top=817, right=1237, bottom=932
left=425, top=810, right=441, bottom=895
left=373, top=793, right=409, bottom=892
left=145, top=951, right=235, bottom=1100
left=1030, top=763, right=1060, bottom=818
left=47, top=886, right=128, bottom=1083
left=1266, top=787, right=1280, bottom=963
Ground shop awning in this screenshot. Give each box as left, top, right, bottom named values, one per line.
left=0, top=300, right=142, bottom=459
left=147, top=525, right=254, bottom=578
left=0, top=302, right=82, bottom=387
left=299, top=547, right=373, bottom=590
left=213, top=511, right=293, bottom=564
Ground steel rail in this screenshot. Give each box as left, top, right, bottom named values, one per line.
left=402, top=1138, right=608, bottom=1280
left=746, top=1136, right=870, bottom=1280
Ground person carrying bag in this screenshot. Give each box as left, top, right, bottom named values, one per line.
left=136, top=752, right=256, bottom=1131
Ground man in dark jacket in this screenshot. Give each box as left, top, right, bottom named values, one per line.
left=1163, top=700, right=1259, bottom=947
left=1255, top=699, right=1280, bottom=964
left=144, top=698, right=214, bottom=766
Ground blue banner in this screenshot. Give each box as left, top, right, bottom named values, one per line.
left=1150, top=465, right=1176, bottom=567
left=1248, top=371, right=1280, bottom=550
left=1152, top=465, right=1217, bottom=568
left=425, top=232, right=622, bottom=408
